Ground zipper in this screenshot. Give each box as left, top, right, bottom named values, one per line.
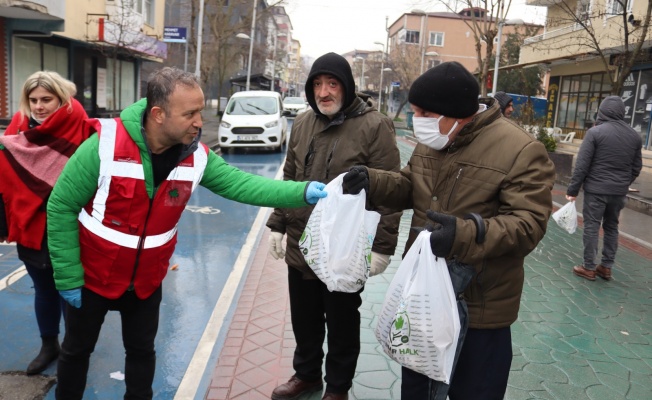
left=446, top=167, right=463, bottom=209
left=128, top=188, right=157, bottom=291
left=325, top=138, right=339, bottom=180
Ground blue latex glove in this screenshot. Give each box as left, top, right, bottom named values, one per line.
left=60, top=288, right=82, bottom=308
left=305, top=181, right=328, bottom=204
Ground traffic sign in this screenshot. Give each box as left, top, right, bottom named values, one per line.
left=391, top=81, right=400, bottom=87
left=163, top=27, right=187, bottom=43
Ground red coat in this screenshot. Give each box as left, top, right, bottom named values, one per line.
left=78, top=118, right=208, bottom=299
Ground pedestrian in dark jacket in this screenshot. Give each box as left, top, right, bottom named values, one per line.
left=493, top=91, right=514, bottom=117
left=0, top=71, right=89, bottom=375
left=342, top=61, right=555, bottom=400
left=266, top=52, right=401, bottom=400
left=568, top=96, right=643, bottom=281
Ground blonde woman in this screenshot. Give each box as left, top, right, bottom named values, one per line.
left=0, top=71, right=89, bottom=374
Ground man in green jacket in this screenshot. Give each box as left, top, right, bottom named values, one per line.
left=47, top=67, right=326, bottom=400
left=343, top=62, right=555, bottom=399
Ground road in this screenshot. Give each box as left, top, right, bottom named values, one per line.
left=0, top=120, right=295, bottom=399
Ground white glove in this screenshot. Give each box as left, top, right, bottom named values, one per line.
left=268, top=231, right=286, bottom=260
left=370, top=252, right=390, bottom=276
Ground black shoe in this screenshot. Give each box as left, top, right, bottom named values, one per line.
left=26, top=336, right=60, bottom=375
left=272, top=375, right=323, bottom=400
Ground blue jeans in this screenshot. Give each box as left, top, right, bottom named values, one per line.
left=56, top=286, right=161, bottom=400
left=582, top=192, right=626, bottom=270
left=24, top=261, right=65, bottom=337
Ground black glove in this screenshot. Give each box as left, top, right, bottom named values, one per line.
left=342, top=165, right=369, bottom=195
left=426, top=210, right=457, bottom=258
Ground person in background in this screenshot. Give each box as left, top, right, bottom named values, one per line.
left=46, top=67, right=327, bottom=400
left=342, top=61, right=555, bottom=399
left=494, top=91, right=514, bottom=118
left=266, top=52, right=401, bottom=400
left=0, top=71, right=89, bottom=375
left=568, top=96, right=642, bottom=281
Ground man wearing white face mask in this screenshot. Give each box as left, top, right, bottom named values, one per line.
left=342, top=61, right=555, bottom=400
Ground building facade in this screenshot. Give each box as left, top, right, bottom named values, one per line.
left=520, top=0, right=652, bottom=149
left=0, top=0, right=166, bottom=121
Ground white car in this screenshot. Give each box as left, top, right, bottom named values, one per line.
left=282, top=96, right=309, bottom=117
left=218, top=91, right=290, bottom=152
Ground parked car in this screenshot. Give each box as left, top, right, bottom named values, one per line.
left=282, top=96, right=309, bottom=116
left=218, top=91, right=290, bottom=152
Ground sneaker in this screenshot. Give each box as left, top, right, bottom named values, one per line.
left=573, top=265, right=596, bottom=281
left=596, top=265, right=612, bottom=280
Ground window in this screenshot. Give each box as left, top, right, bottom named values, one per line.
left=607, top=0, right=632, bottom=15
left=405, top=30, right=420, bottom=44
left=428, top=59, right=441, bottom=69
left=429, top=32, right=444, bottom=46
left=11, top=38, right=69, bottom=113
left=555, top=73, right=610, bottom=132
left=130, top=0, right=155, bottom=25
left=144, top=0, right=154, bottom=25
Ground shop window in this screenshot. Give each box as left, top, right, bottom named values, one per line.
left=11, top=37, right=68, bottom=114
left=106, top=58, right=136, bottom=111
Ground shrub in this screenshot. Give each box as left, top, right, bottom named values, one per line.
left=535, top=126, right=557, bottom=153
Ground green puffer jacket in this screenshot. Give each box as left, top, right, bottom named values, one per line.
left=367, top=99, right=555, bottom=329
left=47, top=99, right=310, bottom=291
left=266, top=95, right=402, bottom=278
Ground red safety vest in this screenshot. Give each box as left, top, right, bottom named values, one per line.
left=78, top=118, right=208, bottom=299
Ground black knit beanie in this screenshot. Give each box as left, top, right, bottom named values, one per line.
left=493, top=91, right=513, bottom=113
left=305, top=52, right=356, bottom=114
left=408, top=61, right=480, bottom=118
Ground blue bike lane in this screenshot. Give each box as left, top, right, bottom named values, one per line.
left=0, top=148, right=288, bottom=399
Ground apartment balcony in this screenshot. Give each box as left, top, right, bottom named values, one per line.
left=520, top=17, right=641, bottom=65
left=526, top=0, right=563, bottom=6
left=0, top=0, right=65, bottom=31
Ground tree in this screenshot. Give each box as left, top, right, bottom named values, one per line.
left=387, top=43, right=422, bottom=120
left=526, top=0, right=652, bottom=95
left=183, top=0, right=286, bottom=112
left=436, top=0, right=512, bottom=96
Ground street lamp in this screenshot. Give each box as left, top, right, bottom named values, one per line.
left=195, top=0, right=206, bottom=79
left=245, top=0, right=257, bottom=91
left=374, top=41, right=386, bottom=111
left=412, top=9, right=427, bottom=74
left=355, top=56, right=366, bottom=91
left=491, top=18, right=523, bottom=96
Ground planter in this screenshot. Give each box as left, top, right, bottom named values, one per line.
left=547, top=152, right=574, bottom=185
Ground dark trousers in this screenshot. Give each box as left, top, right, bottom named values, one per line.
left=288, top=267, right=362, bottom=394
left=582, top=192, right=626, bottom=270
left=56, top=286, right=162, bottom=400
left=24, top=261, right=64, bottom=337
left=402, top=327, right=512, bottom=400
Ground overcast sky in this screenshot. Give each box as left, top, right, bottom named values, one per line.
left=282, top=0, right=548, bottom=59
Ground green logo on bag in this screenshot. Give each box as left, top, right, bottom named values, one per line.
left=299, top=227, right=312, bottom=256
left=390, top=310, right=411, bottom=349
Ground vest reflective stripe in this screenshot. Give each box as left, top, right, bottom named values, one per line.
left=79, top=118, right=207, bottom=249
left=79, top=208, right=178, bottom=249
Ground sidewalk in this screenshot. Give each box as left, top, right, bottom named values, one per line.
left=205, top=128, right=652, bottom=399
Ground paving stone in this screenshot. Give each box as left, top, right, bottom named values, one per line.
left=507, top=370, right=545, bottom=392
left=545, top=381, right=596, bottom=400
left=625, top=382, right=652, bottom=399
left=523, top=363, right=568, bottom=384
left=520, top=347, right=556, bottom=365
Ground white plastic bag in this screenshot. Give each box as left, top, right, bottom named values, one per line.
left=552, top=201, right=578, bottom=234
left=375, top=231, right=460, bottom=384
left=300, top=173, right=381, bottom=292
